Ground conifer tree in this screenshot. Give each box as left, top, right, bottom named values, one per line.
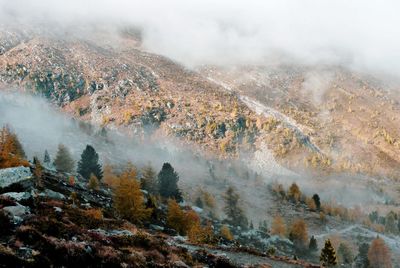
left=320, top=239, right=338, bottom=267
left=113, top=166, right=152, bottom=224
left=195, top=196, right=204, bottom=208
left=158, top=163, right=182, bottom=201
left=312, top=194, right=321, bottom=210
left=289, top=219, right=308, bottom=250
left=103, top=164, right=118, bottom=188
left=166, top=199, right=187, bottom=234
left=223, top=186, right=248, bottom=228
left=88, top=174, right=99, bottom=190
left=385, top=211, right=397, bottom=234
left=220, top=225, right=234, bottom=241
left=0, top=126, right=28, bottom=168
left=77, top=145, right=103, bottom=180
left=354, top=243, right=370, bottom=268
left=43, top=150, right=51, bottom=165
left=33, top=156, right=44, bottom=188
left=271, top=215, right=286, bottom=237
left=141, top=164, right=158, bottom=195
left=288, top=182, right=301, bottom=203
left=53, top=144, right=75, bottom=173
left=338, top=242, right=354, bottom=265
left=368, top=237, right=392, bottom=268
left=309, top=235, right=318, bottom=252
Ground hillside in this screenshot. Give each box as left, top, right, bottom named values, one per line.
left=1, top=24, right=400, bottom=267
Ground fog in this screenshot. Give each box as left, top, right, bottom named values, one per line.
left=1, top=0, right=400, bottom=78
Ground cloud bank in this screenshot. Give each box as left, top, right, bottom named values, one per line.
left=1, top=0, right=400, bottom=77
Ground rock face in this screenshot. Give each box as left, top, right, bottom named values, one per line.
left=0, top=166, right=32, bottom=188
left=1, top=191, right=32, bottom=201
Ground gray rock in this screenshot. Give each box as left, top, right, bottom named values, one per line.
left=3, top=203, right=30, bottom=223
left=0, top=167, right=32, bottom=188
left=173, top=261, right=190, bottom=268
left=39, top=189, right=66, bottom=200
left=1, top=192, right=31, bottom=201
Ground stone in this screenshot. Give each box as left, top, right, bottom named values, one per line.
left=0, top=167, right=32, bottom=188
left=39, top=189, right=66, bottom=200
left=1, top=192, right=31, bottom=202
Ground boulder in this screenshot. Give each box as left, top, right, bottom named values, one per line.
left=0, top=167, right=32, bottom=188
left=1, top=192, right=31, bottom=202
left=39, top=189, right=65, bottom=200
left=3, top=203, right=30, bottom=223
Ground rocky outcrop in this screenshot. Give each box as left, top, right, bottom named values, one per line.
left=0, top=166, right=32, bottom=189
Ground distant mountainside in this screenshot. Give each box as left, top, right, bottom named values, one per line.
left=1, top=25, right=400, bottom=184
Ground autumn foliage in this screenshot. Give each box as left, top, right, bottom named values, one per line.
left=368, top=237, right=392, bottom=268
left=0, top=126, right=28, bottom=168
left=113, top=166, right=152, bottom=224
left=271, top=215, right=286, bottom=237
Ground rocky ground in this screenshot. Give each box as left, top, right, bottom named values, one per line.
left=0, top=165, right=323, bottom=268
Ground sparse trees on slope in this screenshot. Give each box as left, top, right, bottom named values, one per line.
left=320, top=239, right=338, bottom=267
left=53, top=144, right=75, bottom=173
left=113, top=166, right=152, bottom=224
left=141, top=164, right=158, bottom=195
left=158, top=163, right=182, bottom=202
left=223, top=186, right=248, bottom=228
left=368, top=237, right=392, bottom=268
left=271, top=215, right=286, bottom=237
left=77, top=145, right=103, bottom=181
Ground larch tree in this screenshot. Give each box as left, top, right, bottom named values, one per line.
left=141, top=164, right=158, bottom=195
left=166, top=199, right=187, bottom=234
left=103, top=164, right=119, bottom=188
left=223, top=186, right=248, bottom=228
left=385, top=211, right=397, bottom=234
left=0, top=126, right=28, bottom=168
left=113, top=166, right=152, bottom=224
left=53, top=144, right=75, bottom=173
left=368, top=237, right=392, bottom=268
left=289, top=219, right=308, bottom=250
left=320, top=239, right=338, bottom=267
left=271, top=215, right=286, bottom=237
left=88, top=174, right=99, bottom=190
left=288, top=182, right=301, bottom=203
left=158, top=163, right=182, bottom=202
left=77, top=145, right=103, bottom=181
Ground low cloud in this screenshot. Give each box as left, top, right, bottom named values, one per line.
left=1, top=0, right=400, bottom=77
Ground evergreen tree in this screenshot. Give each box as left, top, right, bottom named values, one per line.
left=195, top=196, right=204, bottom=208
left=385, top=211, right=397, bottom=234
left=77, top=145, right=103, bottom=180
left=43, top=150, right=51, bottom=165
left=223, top=186, right=248, bottom=228
left=320, top=239, right=338, bottom=267
left=354, top=243, right=370, bottom=268
left=141, top=164, right=158, bottom=195
left=309, top=235, right=318, bottom=252
left=312, top=194, right=321, bottom=210
left=338, top=242, right=354, bottom=265
left=158, top=163, right=182, bottom=202
left=53, top=144, right=74, bottom=173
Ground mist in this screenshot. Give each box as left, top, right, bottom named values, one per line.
left=1, top=0, right=400, bottom=78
